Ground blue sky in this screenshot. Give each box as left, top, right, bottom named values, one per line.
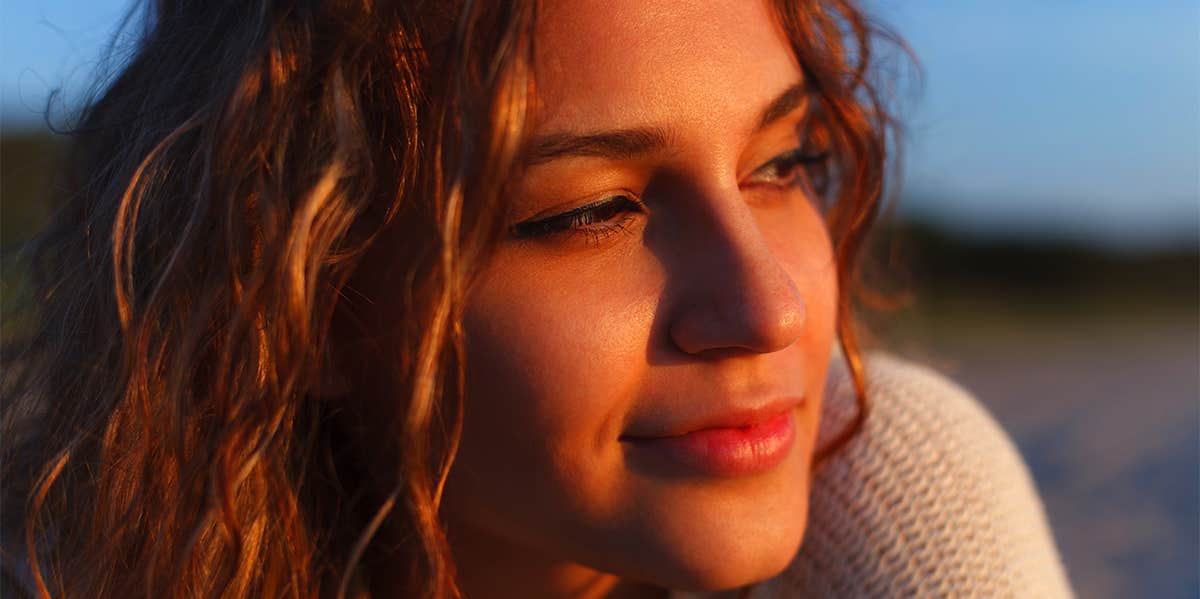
left=3, top=0, right=1197, bottom=249
left=880, top=0, right=1198, bottom=249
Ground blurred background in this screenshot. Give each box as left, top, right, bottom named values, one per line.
left=3, top=1, right=1197, bottom=597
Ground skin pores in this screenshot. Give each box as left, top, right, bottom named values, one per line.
left=442, top=1, right=838, bottom=596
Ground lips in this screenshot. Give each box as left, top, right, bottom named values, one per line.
left=620, top=398, right=802, bottom=478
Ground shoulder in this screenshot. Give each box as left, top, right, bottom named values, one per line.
left=771, top=351, right=1075, bottom=598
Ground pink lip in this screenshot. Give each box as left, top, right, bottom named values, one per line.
left=622, top=406, right=799, bottom=478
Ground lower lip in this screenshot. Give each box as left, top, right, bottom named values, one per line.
left=624, top=410, right=797, bottom=478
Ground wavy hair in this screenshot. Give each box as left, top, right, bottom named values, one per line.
left=1, top=0, right=902, bottom=597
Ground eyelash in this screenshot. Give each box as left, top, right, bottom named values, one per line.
left=509, top=147, right=830, bottom=245
left=510, top=195, right=646, bottom=244
left=745, top=147, right=830, bottom=188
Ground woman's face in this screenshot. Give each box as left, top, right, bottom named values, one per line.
left=446, top=0, right=837, bottom=594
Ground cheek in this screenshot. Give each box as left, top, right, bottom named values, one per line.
left=448, top=248, right=662, bottom=537
left=463, top=249, right=660, bottom=421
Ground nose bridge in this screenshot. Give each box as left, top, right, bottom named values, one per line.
left=667, top=184, right=807, bottom=356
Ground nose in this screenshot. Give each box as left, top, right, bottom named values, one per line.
left=666, top=189, right=807, bottom=356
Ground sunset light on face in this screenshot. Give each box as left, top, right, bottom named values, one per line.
left=440, top=1, right=834, bottom=596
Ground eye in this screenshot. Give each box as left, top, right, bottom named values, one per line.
left=509, top=194, right=646, bottom=245
left=743, top=147, right=830, bottom=188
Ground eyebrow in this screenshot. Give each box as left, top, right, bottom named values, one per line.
left=757, top=81, right=809, bottom=129
left=526, top=126, right=672, bottom=166
left=526, top=81, right=809, bottom=166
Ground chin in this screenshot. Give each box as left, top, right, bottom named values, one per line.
left=680, top=509, right=806, bottom=591
left=620, top=481, right=811, bottom=593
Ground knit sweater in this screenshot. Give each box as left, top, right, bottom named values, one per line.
left=671, top=352, right=1076, bottom=598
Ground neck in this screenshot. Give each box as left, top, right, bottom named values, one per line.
left=446, top=522, right=667, bottom=599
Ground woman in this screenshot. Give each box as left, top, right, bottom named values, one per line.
left=1, top=0, right=1072, bottom=597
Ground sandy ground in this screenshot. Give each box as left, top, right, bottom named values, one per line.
left=893, top=313, right=1199, bottom=599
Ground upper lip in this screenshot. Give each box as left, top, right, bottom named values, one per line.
left=620, top=396, right=805, bottom=439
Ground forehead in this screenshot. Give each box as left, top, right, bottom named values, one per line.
left=533, top=0, right=802, bottom=136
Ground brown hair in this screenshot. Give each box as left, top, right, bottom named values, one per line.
left=1, top=1, right=901, bottom=597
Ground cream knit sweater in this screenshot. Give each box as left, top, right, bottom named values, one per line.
left=672, top=352, right=1075, bottom=598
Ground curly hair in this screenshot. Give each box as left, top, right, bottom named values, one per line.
left=1, top=1, right=902, bottom=597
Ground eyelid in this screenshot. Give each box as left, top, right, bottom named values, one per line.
left=743, top=147, right=829, bottom=186
left=509, top=194, right=646, bottom=240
